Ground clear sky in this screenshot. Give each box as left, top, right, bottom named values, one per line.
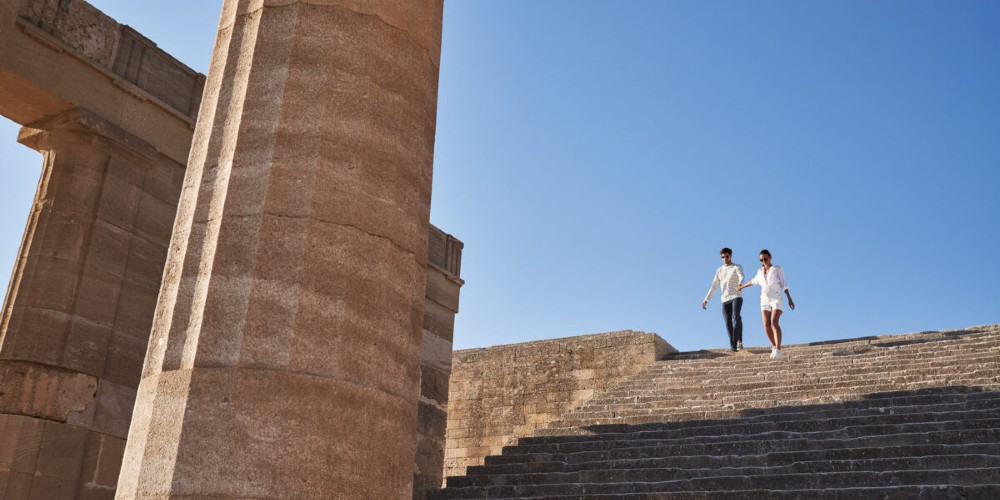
left=2, top=1, right=997, bottom=353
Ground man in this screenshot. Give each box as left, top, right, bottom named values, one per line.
left=702, top=247, right=745, bottom=352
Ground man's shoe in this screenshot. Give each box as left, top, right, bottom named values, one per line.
left=736, top=342, right=743, bottom=351
left=731, top=347, right=738, bottom=352
left=773, top=349, right=783, bottom=359
left=769, top=347, right=776, bottom=359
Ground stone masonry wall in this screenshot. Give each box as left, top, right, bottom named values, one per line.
left=444, top=331, right=674, bottom=478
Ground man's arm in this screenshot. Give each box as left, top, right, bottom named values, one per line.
left=737, top=271, right=757, bottom=291
left=702, top=270, right=720, bottom=309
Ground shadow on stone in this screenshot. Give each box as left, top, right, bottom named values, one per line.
left=570, top=385, right=1000, bottom=435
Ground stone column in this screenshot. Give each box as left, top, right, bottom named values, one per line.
left=414, top=227, right=464, bottom=498
left=0, top=108, right=181, bottom=500
left=116, top=1, right=444, bottom=498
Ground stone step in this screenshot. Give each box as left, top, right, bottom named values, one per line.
left=432, top=469, right=1000, bottom=498
left=566, top=376, right=1000, bottom=409
left=553, top=385, right=1000, bottom=428
left=544, top=392, right=1000, bottom=435
left=641, top=362, right=1000, bottom=384
left=674, top=332, right=1000, bottom=355
left=449, top=454, right=1000, bottom=488
left=642, top=352, right=1000, bottom=380
left=639, top=356, right=1000, bottom=384
left=605, top=353, right=1000, bottom=396
left=571, top=388, right=1000, bottom=420
left=503, top=416, right=1000, bottom=457
left=656, top=337, right=1000, bottom=367
left=466, top=443, right=1000, bottom=477
left=584, top=369, right=1000, bottom=402
left=666, top=336, right=1000, bottom=359
left=528, top=406, right=1000, bottom=448
left=484, top=428, right=1000, bottom=466
left=470, top=484, right=1000, bottom=500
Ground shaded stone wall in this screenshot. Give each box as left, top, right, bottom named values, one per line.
left=416, top=226, right=464, bottom=498
left=0, top=0, right=198, bottom=493
left=0, top=109, right=183, bottom=499
left=445, top=332, right=674, bottom=478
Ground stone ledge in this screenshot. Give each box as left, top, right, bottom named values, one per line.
left=17, top=0, right=204, bottom=122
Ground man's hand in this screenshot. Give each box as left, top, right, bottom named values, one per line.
left=789, top=299, right=795, bottom=310
left=701, top=300, right=708, bottom=310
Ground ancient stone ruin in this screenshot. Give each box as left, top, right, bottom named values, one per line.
left=439, top=325, right=1000, bottom=497
left=1, top=1, right=459, bottom=498
left=2, top=1, right=998, bottom=499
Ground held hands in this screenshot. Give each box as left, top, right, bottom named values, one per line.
left=701, top=300, right=708, bottom=310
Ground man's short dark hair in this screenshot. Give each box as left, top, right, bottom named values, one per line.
left=720, top=247, right=732, bottom=256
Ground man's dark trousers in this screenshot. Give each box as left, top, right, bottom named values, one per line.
left=722, top=297, right=743, bottom=349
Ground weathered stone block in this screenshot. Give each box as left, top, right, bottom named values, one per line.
left=111, top=279, right=158, bottom=341
left=0, top=472, right=33, bottom=500
left=95, top=174, right=141, bottom=230
left=121, top=237, right=167, bottom=290
left=2, top=307, right=67, bottom=365
left=422, top=327, right=453, bottom=374
left=35, top=419, right=88, bottom=480
left=62, top=320, right=113, bottom=377
left=28, top=476, right=76, bottom=500
left=142, top=160, right=184, bottom=206
left=0, top=414, right=44, bottom=474
left=101, top=332, right=144, bottom=387
left=18, top=255, right=81, bottom=311
left=132, top=193, right=175, bottom=246
left=91, top=381, right=134, bottom=438
left=27, top=210, right=88, bottom=262
left=424, top=299, right=457, bottom=342
left=444, top=331, right=674, bottom=478
left=89, top=219, right=133, bottom=268
left=425, top=266, right=461, bottom=312
left=73, top=267, right=124, bottom=326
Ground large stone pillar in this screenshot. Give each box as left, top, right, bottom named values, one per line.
left=0, top=108, right=182, bottom=500
left=116, top=1, right=444, bottom=498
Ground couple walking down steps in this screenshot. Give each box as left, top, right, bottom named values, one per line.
left=704, top=248, right=795, bottom=359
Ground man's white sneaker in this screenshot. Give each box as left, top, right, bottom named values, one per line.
left=769, top=347, right=776, bottom=359
left=773, top=349, right=783, bottom=359
left=736, top=342, right=743, bottom=351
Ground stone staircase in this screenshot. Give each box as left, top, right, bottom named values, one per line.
left=431, top=325, right=1000, bottom=498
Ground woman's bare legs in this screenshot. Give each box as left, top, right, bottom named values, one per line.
left=761, top=310, right=776, bottom=348
left=771, top=309, right=783, bottom=350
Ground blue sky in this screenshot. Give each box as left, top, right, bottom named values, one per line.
left=1, top=1, right=997, bottom=353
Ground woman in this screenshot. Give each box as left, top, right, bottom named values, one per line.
left=738, top=249, right=795, bottom=359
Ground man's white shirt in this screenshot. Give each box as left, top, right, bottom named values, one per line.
left=704, top=264, right=745, bottom=304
